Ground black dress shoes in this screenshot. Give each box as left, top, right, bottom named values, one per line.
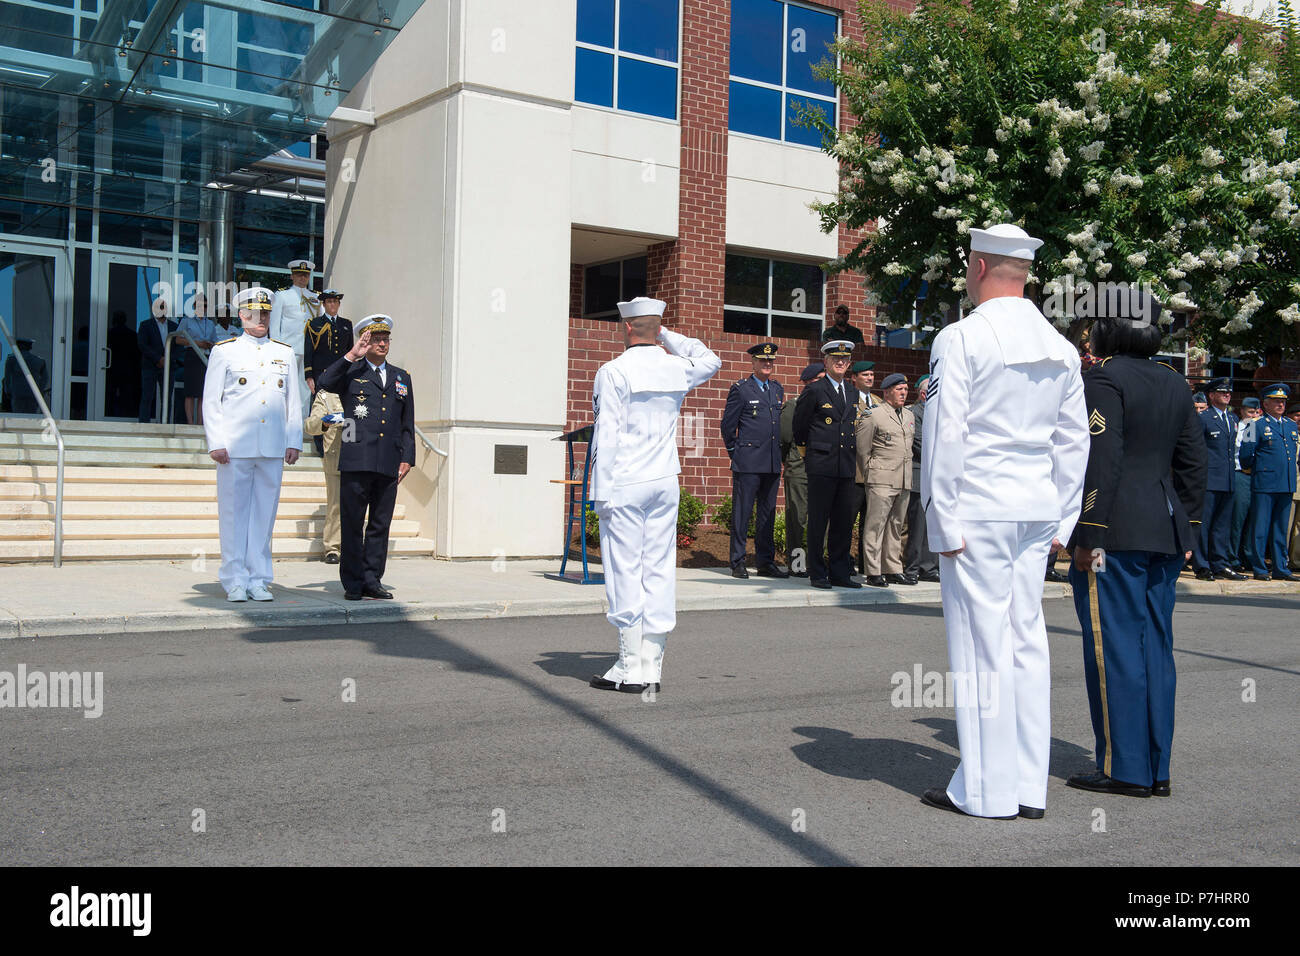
left=1195, top=569, right=1215, bottom=581
left=791, top=569, right=809, bottom=578
left=886, top=572, right=917, bottom=585
left=831, top=577, right=862, bottom=589
left=1066, top=770, right=1152, bottom=797
left=323, top=551, right=340, bottom=565
left=1018, top=805, right=1045, bottom=819
left=756, top=564, right=790, bottom=579
left=1272, top=571, right=1296, bottom=581
left=921, top=788, right=1017, bottom=820
left=589, top=675, right=653, bottom=693
left=810, top=578, right=832, bottom=589
left=919, top=570, right=941, bottom=583
left=1045, top=568, right=1068, bottom=583
left=731, top=566, right=750, bottom=579
left=362, top=585, right=394, bottom=600
left=1254, top=572, right=1273, bottom=581
left=1152, top=779, right=1171, bottom=797
left=344, top=592, right=363, bottom=601
left=1218, top=569, right=1247, bottom=581
left=865, top=575, right=889, bottom=587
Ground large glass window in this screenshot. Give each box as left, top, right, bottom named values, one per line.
left=724, top=253, right=823, bottom=337
left=729, top=0, right=837, bottom=147
left=575, top=0, right=679, bottom=120
left=583, top=255, right=648, bottom=319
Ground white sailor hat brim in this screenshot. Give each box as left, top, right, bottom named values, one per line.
left=358, top=314, right=394, bottom=335
left=969, top=224, right=1044, bottom=261
left=288, top=259, right=316, bottom=272
left=821, top=339, right=855, bottom=356
left=616, top=296, right=667, bottom=319
left=234, top=287, right=275, bottom=311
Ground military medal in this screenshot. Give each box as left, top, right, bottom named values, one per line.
left=354, top=403, right=369, bottom=419
left=395, top=379, right=408, bottom=398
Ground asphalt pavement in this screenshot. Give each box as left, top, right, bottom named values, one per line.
left=2, top=594, right=1296, bottom=866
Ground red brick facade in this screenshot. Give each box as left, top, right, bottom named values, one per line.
left=565, top=0, right=933, bottom=519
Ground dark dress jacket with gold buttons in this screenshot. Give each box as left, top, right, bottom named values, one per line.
left=317, top=356, right=415, bottom=478
left=792, top=375, right=861, bottom=479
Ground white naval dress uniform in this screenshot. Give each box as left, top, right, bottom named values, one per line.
left=202, top=333, right=303, bottom=594
left=921, top=296, right=1089, bottom=816
left=591, top=328, right=721, bottom=686
left=269, top=286, right=319, bottom=415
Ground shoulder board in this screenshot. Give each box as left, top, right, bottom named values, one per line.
left=214, top=337, right=237, bottom=346
left=272, top=339, right=291, bottom=348
left=277, top=286, right=290, bottom=293
left=1097, top=356, right=1113, bottom=367
left=1156, top=361, right=1179, bottom=373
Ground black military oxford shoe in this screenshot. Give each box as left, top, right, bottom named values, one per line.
left=865, top=575, right=889, bottom=587
left=919, top=570, right=941, bottom=583
left=589, top=675, right=650, bottom=693
left=1272, top=571, right=1296, bottom=581
left=810, top=578, right=832, bottom=589
left=1045, top=568, right=1068, bottom=583
left=791, top=569, right=809, bottom=578
left=1066, top=771, right=1151, bottom=797
left=1018, top=805, right=1045, bottom=819
left=756, top=564, right=790, bottom=579
left=1217, top=569, right=1246, bottom=581
left=1253, top=572, right=1273, bottom=581
left=344, top=592, right=363, bottom=601
left=362, top=585, right=394, bottom=599
left=731, top=565, right=749, bottom=579
left=1195, top=569, right=1215, bottom=581
left=323, top=551, right=340, bottom=565
left=886, top=572, right=917, bottom=586
left=1152, top=779, right=1171, bottom=797
left=921, top=788, right=1017, bottom=820
left=831, top=578, right=862, bottom=589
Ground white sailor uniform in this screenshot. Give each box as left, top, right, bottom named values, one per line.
left=591, top=326, right=721, bottom=687
left=270, top=286, right=319, bottom=414
left=202, top=333, right=303, bottom=595
left=921, top=295, right=1089, bottom=816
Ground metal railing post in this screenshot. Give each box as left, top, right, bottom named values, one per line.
left=0, top=314, right=64, bottom=567
left=162, top=329, right=209, bottom=425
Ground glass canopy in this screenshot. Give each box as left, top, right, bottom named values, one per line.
left=0, top=0, right=426, bottom=223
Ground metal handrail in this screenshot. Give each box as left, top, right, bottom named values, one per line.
left=413, top=424, right=448, bottom=457
left=161, top=327, right=210, bottom=425
left=0, top=314, right=64, bottom=567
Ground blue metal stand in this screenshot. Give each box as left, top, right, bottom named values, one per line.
left=546, top=424, right=603, bottom=585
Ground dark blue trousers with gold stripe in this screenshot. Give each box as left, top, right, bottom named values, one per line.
left=1068, top=551, right=1183, bottom=787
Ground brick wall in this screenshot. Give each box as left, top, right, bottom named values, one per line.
left=564, top=0, right=934, bottom=520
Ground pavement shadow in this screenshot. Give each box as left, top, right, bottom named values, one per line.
left=239, top=621, right=856, bottom=865
left=791, top=716, right=1094, bottom=795
left=533, top=650, right=613, bottom=682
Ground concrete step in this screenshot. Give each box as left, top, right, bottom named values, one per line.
left=0, top=464, right=325, bottom=484
left=0, top=431, right=211, bottom=452
left=0, top=536, right=437, bottom=563
left=0, top=518, right=422, bottom=540
left=0, top=481, right=328, bottom=502
left=0, top=448, right=325, bottom=469
left=0, top=499, right=404, bottom=520
left=0, top=418, right=207, bottom=437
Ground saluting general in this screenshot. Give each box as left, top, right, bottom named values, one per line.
left=720, top=342, right=788, bottom=579
left=1240, top=382, right=1300, bottom=581
left=316, top=315, right=416, bottom=600
left=1065, top=305, right=1206, bottom=801
left=269, top=258, right=320, bottom=415
left=589, top=297, right=721, bottom=694
left=203, top=288, right=303, bottom=602
left=920, top=224, right=1089, bottom=820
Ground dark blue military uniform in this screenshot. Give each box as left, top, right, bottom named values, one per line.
left=1067, top=355, right=1206, bottom=790
left=1240, top=383, right=1300, bottom=580
left=792, top=372, right=860, bottom=584
left=720, top=369, right=784, bottom=571
left=317, top=347, right=416, bottom=596
left=1191, top=394, right=1238, bottom=575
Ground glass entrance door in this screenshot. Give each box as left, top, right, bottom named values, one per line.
left=94, top=255, right=167, bottom=422
left=0, top=243, right=66, bottom=419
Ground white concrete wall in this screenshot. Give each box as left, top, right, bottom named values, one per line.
left=571, top=106, right=679, bottom=239
left=726, top=134, right=838, bottom=259
left=326, top=0, right=572, bottom=558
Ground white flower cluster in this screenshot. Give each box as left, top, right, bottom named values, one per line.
left=1152, top=90, right=1171, bottom=105
left=921, top=251, right=951, bottom=282
left=1268, top=128, right=1288, bottom=148
left=1111, top=169, right=1144, bottom=189
left=1046, top=145, right=1070, bottom=178
left=1084, top=179, right=1101, bottom=195
left=1126, top=252, right=1148, bottom=268
left=1149, top=39, right=1172, bottom=66
left=1038, top=97, right=1089, bottom=128
left=1200, top=147, right=1225, bottom=167
left=883, top=261, right=907, bottom=276
left=994, top=115, right=1032, bottom=142
left=931, top=205, right=963, bottom=219
left=1078, top=140, right=1105, bottom=162
left=1278, top=303, right=1300, bottom=324
left=1221, top=291, right=1264, bottom=333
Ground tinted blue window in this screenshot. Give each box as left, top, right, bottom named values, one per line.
left=575, top=48, right=615, bottom=107
left=619, top=57, right=677, bottom=118
left=619, top=0, right=678, bottom=62
left=730, top=0, right=782, bottom=84
left=785, top=94, right=833, bottom=147
left=577, top=0, right=615, bottom=47
left=729, top=81, right=781, bottom=139
left=785, top=5, right=836, bottom=96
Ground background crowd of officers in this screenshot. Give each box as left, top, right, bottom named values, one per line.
left=720, top=306, right=1300, bottom=588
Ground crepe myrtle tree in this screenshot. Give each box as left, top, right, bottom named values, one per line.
left=804, top=0, right=1300, bottom=361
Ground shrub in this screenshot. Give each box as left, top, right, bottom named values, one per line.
left=585, top=507, right=600, bottom=546
left=678, top=490, right=708, bottom=541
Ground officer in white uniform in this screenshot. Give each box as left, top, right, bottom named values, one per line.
left=203, top=287, right=303, bottom=602
left=920, top=224, right=1090, bottom=819
left=269, top=259, right=320, bottom=415
left=588, top=296, right=721, bottom=693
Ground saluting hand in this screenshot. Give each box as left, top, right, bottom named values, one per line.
left=347, top=329, right=371, bottom=361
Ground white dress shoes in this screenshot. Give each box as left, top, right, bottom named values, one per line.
left=248, top=585, right=274, bottom=601
left=227, top=587, right=248, bottom=602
